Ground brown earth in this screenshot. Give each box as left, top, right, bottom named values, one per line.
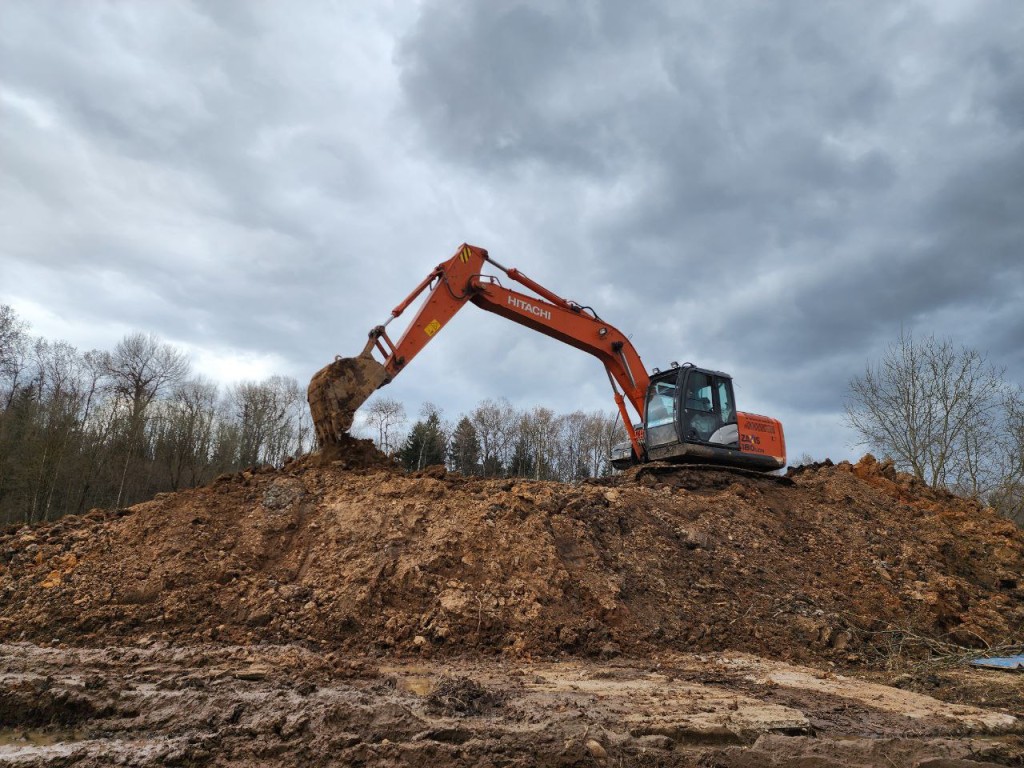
left=2, top=450, right=1021, bottom=661
left=1, top=443, right=1023, bottom=765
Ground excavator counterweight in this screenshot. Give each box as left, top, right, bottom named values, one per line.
left=308, top=243, right=786, bottom=472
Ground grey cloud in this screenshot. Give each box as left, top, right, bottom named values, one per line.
left=395, top=0, right=1023, bottom=458
left=397, top=0, right=911, bottom=299
left=3, top=0, right=1023, bottom=469
left=1, top=1, right=428, bottom=371
left=397, top=0, right=670, bottom=176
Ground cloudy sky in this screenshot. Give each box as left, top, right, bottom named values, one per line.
left=2, top=0, right=1022, bottom=464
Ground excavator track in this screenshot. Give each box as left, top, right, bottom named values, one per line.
left=629, top=461, right=795, bottom=487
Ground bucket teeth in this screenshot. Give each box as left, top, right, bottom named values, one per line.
left=307, top=351, right=389, bottom=446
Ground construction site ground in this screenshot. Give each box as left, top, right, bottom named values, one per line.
left=1, top=443, right=1023, bottom=766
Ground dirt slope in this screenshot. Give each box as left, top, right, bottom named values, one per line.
left=1, top=449, right=1022, bottom=664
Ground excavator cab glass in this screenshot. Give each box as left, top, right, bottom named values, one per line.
left=680, top=368, right=738, bottom=448
left=643, top=374, right=679, bottom=447
left=641, top=366, right=741, bottom=450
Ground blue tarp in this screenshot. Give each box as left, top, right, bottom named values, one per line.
left=969, top=655, right=1024, bottom=671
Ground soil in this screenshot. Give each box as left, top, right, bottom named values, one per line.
left=1, top=644, right=1021, bottom=767
left=1, top=446, right=1022, bottom=766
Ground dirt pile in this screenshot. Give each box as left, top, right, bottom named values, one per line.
left=1, top=452, right=1022, bottom=663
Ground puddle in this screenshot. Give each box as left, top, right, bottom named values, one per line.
left=402, top=676, right=433, bottom=696
left=0, top=728, right=86, bottom=747
left=378, top=665, right=434, bottom=696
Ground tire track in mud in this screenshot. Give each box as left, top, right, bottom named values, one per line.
left=0, top=644, right=1021, bottom=767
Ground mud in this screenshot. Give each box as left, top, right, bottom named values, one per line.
left=1, top=643, right=1021, bottom=767
left=1, top=449, right=1023, bottom=764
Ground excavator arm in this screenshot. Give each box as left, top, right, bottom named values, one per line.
left=308, top=244, right=651, bottom=457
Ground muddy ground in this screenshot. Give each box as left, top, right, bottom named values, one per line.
left=1, top=642, right=1022, bottom=767
left=1, top=447, right=1022, bottom=765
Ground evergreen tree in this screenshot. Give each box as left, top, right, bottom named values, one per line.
left=400, top=411, right=447, bottom=471
left=572, top=455, right=590, bottom=482
left=448, top=416, right=481, bottom=476
left=509, top=435, right=534, bottom=478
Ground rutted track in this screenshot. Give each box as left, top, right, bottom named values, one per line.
left=1, top=643, right=1021, bottom=767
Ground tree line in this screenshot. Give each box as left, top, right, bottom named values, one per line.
left=5, top=302, right=1019, bottom=527
left=0, top=305, right=311, bottom=526
left=355, top=396, right=627, bottom=481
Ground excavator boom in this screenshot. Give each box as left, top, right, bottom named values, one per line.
left=308, top=244, right=648, bottom=457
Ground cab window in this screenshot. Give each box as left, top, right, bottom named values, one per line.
left=683, top=371, right=716, bottom=442
left=684, top=372, right=713, bottom=412
left=717, top=380, right=734, bottom=424
left=645, top=379, right=676, bottom=427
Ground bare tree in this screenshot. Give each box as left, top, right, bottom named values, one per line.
left=31, top=340, right=93, bottom=520
left=988, top=388, right=1024, bottom=525
left=103, top=332, right=191, bottom=506
left=229, top=375, right=303, bottom=468
left=582, top=410, right=626, bottom=478
left=104, top=332, right=191, bottom=429
left=363, top=396, right=407, bottom=454
left=471, top=398, right=518, bottom=476
left=156, top=377, right=218, bottom=489
left=845, top=330, right=1005, bottom=490
left=519, top=406, right=557, bottom=480
left=0, top=305, right=30, bottom=409
left=557, top=410, right=592, bottom=481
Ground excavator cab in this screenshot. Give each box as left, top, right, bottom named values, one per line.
left=611, top=364, right=785, bottom=472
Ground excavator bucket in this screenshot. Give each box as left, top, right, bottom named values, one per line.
left=307, top=341, right=391, bottom=446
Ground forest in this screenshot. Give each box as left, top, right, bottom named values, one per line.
left=0, top=305, right=312, bottom=525
left=353, top=396, right=626, bottom=481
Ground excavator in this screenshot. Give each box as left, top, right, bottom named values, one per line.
left=308, top=244, right=785, bottom=473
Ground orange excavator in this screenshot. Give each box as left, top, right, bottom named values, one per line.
left=308, top=244, right=785, bottom=472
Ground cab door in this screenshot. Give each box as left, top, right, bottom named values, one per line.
left=680, top=369, right=738, bottom=448
left=643, top=373, right=679, bottom=448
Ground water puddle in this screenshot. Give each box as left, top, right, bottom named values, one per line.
left=0, top=728, right=86, bottom=747
left=378, top=665, right=434, bottom=696
left=402, top=676, right=433, bottom=696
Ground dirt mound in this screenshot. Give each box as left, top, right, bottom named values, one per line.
left=303, top=433, right=395, bottom=469
left=1, top=454, right=1022, bottom=664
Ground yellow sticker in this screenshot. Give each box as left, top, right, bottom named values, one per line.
left=424, top=319, right=442, bottom=336
left=459, top=245, right=471, bottom=263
